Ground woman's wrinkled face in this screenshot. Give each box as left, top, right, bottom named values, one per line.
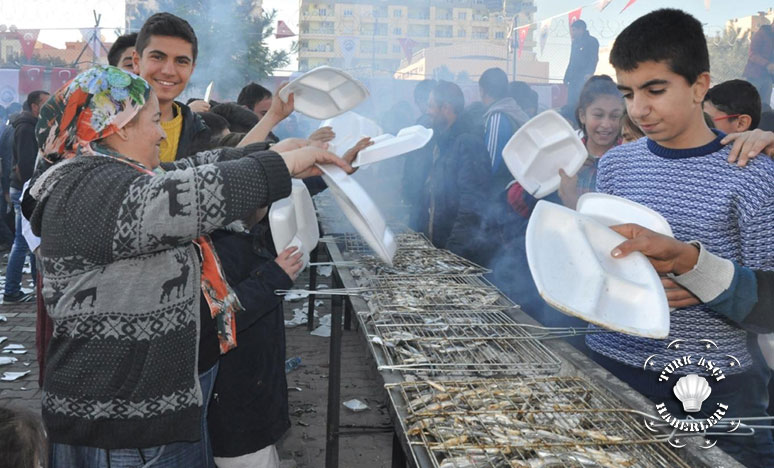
left=124, top=92, right=166, bottom=168
left=580, top=94, right=624, bottom=154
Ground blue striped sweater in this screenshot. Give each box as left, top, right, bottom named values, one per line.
left=585, top=131, right=774, bottom=375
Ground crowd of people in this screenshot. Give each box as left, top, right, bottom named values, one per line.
left=0, top=6, right=773, bottom=468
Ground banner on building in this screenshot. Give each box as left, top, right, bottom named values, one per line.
left=337, top=36, right=359, bottom=69
left=0, top=69, right=19, bottom=108
left=50, top=67, right=78, bottom=94
left=597, top=0, right=614, bottom=11
left=276, top=20, right=296, bottom=38
left=538, top=19, right=551, bottom=55
left=568, top=8, right=583, bottom=31
left=517, top=25, right=530, bottom=59
left=398, top=38, right=417, bottom=64
left=19, top=65, right=45, bottom=96
left=17, top=29, right=40, bottom=61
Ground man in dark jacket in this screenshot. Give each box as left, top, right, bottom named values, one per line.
left=0, top=115, right=16, bottom=250
left=418, top=81, right=492, bottom=265
left=4, top=90, right=47, bottom=303
left=564, top=20, right=599, bottom=110
left=402, top=79, right=436, bottom=231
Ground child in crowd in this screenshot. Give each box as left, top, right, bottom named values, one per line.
left=621, top=111, right=645, bottom=143
left=704, top=79, right=762, bottom=134
left=0, top=406, right=46, bottom=468
left=586, top=9, right=774, bottom=467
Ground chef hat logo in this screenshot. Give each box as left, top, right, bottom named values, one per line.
left=673, top=374, right=712, bottom=413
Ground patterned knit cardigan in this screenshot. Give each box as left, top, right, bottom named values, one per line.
left=29, top=144, right=291, bottom=449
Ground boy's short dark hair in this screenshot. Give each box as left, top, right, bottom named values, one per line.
left=610, top=8, right=709, bottom=85
left=26, top=90, right=49, bottom=110
left=107, top=32, right=138, bottom=67
left=432, top=81, right=465, bottom=116
left=509, top=81, right=538, bottom=115
left=135, top=13, right=198, bottom=62
left=211, top=102, right=260, bottom=133
left=198, top=112, right=230, bottom=136
left=0, top=406, right=46, bottom=468
left=571, top=20, right=587, bottom=31
left=478, top=68, right=509, bottom=101
left=705, top=79, right=761, bottom=130
left=237, top=83, right=272, bottom=109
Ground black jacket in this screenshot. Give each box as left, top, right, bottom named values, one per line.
left=175, top=101, right=213, bottom=159
left=207, top=225, right=294, bottom=457
left=563, top=31, right=599, bottom=84
left=402, top=113, right=435, bottom=231
left=11, top=111, right=38, bottom=190
left=418, top=114, right=492, bottom=265
left=0, top=123, right=14, bottom=194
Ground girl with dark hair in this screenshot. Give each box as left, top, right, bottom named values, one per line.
left=557, top=75, right=624, bottom=209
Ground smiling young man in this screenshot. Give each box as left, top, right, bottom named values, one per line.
left=584, top=9, right=774, bottom=467
left=132, top=13, right=211, bottom=162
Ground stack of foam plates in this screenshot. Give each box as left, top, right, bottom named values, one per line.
left=279, top=66, right=369, bottom=120
left=502, top=110, right=587, bottom=198
left=320, top=112, right=382, bottom=157
left=317, top=164, right=397, bottom=265
left=352, top=125, right=434, bottom=168
left=525, top=200, right=669, bottom=338
left=269, top=180, right=320, bottom=268
left=576, top=193, right=673, bottom=237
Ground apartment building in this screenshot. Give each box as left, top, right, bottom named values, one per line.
left=298, top=0, right=536, bottom=77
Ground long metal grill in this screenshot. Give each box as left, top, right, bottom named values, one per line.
left=368, top=310, right=561, bottom=376
left=358, top=248, right=490, bottom=277
left=387, top=377, right=691, bottom=468
left=364, top=275, right=516, bottom=311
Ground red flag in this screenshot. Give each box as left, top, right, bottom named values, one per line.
left=620, top=0, right=638, bottom=13
left=568, top=8, right=583, bottom=31
left=19, top=65, right=44, bottom=95
left=50, top=67, right=78, bottom=93
left=275, top=20, right=296, bottom=39
left=517, top=26, right=530, bottom=59
left=16, top=29, right=40, bottom=61
left=398, top=38, right=417, bottom=63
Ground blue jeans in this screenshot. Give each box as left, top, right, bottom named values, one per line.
left=4, top=188, right=35, bottom=296
left=50, top=363, right=219, bottom=468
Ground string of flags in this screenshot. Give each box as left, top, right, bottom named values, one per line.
left=510, top=0, right=712, bottom=57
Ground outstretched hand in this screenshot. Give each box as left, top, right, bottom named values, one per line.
left=341, top=137, right=374, bottom=166
left=268, top=83, right=295, bottom=122
left=309, top=126, right=336, bottom=143
left=279, top=146, right=354, bottom=178
left=609, top=223, right=699, bottom=275
left=275, top=246, right=304, bottom=280
left=722, top=129, right=774, bottom=167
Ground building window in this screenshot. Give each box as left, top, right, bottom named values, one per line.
left=457, top=29, right=466, bottom=37
left=393, top=27, right=402, bottom=36
left=343, top=9, right=353, bottom=17
left=393, top=44, right=402, bottom=53
left=435, top=25, right=453, bottom=38
left=495, top=31, right=504, bottom=39
left=318, top=8, right=326, bottom=16
left=458, top=12, right=467, bottom=20
left=393, top=9, right=402, bottom=18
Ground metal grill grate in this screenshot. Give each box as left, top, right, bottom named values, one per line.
left=368, top=311, right=561, bottom=376
left=387, top=377, right=692, bottom=468
left=365, top=275, right=516, bottom=311
left=359, top=248, right=490, bottom=277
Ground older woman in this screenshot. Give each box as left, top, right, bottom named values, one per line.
left=29, top=66, right=352, bottom=467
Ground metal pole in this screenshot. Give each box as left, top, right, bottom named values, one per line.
left=306, top=245, right=319, bottom=331
left=325, top=270, right=343, bottom=468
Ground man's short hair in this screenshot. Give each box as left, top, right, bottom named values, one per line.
left=414, top=79, right=436, bottom=108
left=108, top=32, right=138, bottom=67
left=509, top=81, right=538, bottom=114
left=705, top=79, right=761, bottom=130
left=571, top=20, right=587, bottom=31
left=432, top=80, right=465, bottom=116
left=197, top=112, right=230, bottom=136
left=610, top=9, right=709, bottom=85
left=478, top=68, right=509, bottom=101
left=237, top=83, right=272, bottom=109
left=135, top=13, right=198, bottom=62
left=25, top=90, right=49, bottom=110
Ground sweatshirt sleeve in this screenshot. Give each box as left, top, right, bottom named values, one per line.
left=230, top=260, right=294, bottom=333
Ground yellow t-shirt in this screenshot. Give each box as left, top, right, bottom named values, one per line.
left=159, top=103, right=183, bottom=163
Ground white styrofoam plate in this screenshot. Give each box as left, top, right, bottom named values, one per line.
left=502, top=110, right=587, bottom=199
left=269, top=180, right=320, bottom=268
left=576, top=193, right=674, bottom=237
left=320, top=112, right=382, bottom=157
left=526, top=200, right=669, bottom=339
left=279, top=66, right=369, bottom=120
left=352, top=125, right=434, bottom=168
left=317, top=164, right=397, bottom=265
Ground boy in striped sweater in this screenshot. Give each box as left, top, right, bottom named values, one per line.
left=584, top=9, right=774, bottom=467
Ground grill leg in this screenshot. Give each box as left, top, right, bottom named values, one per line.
left=392, top=432, right=407, bottom=468
left=325, top=276, right=343, bottom=468
left=307, top=245, right=319, bottom=331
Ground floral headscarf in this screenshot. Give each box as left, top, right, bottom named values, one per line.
left=35, top=65, right=151, bottom=164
